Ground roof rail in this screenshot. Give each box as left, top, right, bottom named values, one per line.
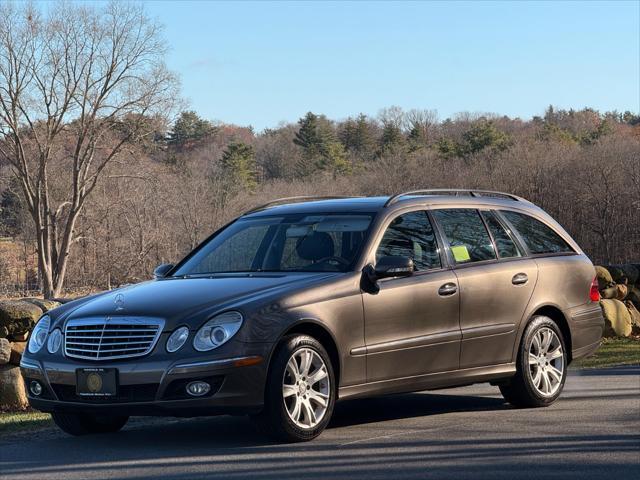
left=384, top=189, right=527, bottom=207
left=243, top=195, right=360, bottom=215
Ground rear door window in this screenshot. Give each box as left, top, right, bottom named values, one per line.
left=432, top=209, right=496, bottom=263
left=481, top=211, right=522, bottom=259
left=376, top=211, right=441, bottom=271
left=500, top=211, right=573, bottom=255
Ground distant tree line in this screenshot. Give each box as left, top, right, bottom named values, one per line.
left=1, top=102, right=638, bottom=296
left=0, top=1, right=638, bottom=297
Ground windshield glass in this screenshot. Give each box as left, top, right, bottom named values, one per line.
left=172, top=213, right=373, bottom=275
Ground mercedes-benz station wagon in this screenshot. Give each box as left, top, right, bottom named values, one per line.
left=21, top=189, right=604, bottom=442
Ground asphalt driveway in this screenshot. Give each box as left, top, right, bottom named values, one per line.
left=1, top=366, right=638, bottom=479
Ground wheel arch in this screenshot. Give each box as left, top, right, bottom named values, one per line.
left=526, top=305, right=573, bottom=363
left=278, top=319, right=342, bottom=387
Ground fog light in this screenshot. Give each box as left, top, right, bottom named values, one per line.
left=29, top=380, right=43, bottom=396
left=186, top=381, right=210, bottom=397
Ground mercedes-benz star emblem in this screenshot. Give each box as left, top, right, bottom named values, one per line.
left=114, top=293, right=125, bottom=311
left=86, top=373, right=103, bottom=393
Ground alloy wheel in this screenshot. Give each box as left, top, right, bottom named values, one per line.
left=282, top=348, right=330, bottom=429
left=528, top=327, right=564, bottom=397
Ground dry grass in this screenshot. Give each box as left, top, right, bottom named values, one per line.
left=0, top=409, right=52, bottom=433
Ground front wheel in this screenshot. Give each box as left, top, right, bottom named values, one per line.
left=500, top=316, right=568, bottom=408
left=251, top=334, right=336, bottom=442
left=52, top=412, right=129, bottom=436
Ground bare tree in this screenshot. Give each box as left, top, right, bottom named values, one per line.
left=0, top=1, right=179, bottom=297
left=406, top=109, right=438, bottom=134
left=377, top=106, right=406, bottom=130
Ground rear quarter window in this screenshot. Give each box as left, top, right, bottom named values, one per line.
left=500, top=211, right=574, bottom=255
left=481, top=210, right=522, bottom=259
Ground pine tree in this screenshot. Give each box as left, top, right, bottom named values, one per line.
left=378, top=122, right=406, bottom=155
left=220, top=142, right=258, bottom=191
left=437, top=120, right=510, bottom=158
left=293, top=112, right=345, bottom=176
left=339, top=114, right=376, bottom=160
left=459, top=120, right=510, bottom=156
left=320, top=141, right=351, bottom=176
left=167, top=111, right=214, bottom=148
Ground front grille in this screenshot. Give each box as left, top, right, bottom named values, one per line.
left=64, top=318, right=164, bottom=361
left=52, top=383, right=159, bottom=403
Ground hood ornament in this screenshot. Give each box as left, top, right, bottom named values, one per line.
left=114, top=293, right=125, bottom=312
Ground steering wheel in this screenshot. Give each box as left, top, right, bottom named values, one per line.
left=314, top=256, right=350, bottom=266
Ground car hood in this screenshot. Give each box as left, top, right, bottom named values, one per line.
left=61, top=273, right=339, bottom=329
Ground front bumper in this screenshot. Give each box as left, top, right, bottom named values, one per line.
left=20, top=345, right=272, bottom=417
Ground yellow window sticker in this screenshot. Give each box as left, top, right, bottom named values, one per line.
left=451, top=245, right=470, bottom=262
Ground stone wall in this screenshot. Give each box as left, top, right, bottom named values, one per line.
left=595, top=265, right=640, bottom=337
left=0, top=299, right=60, bottom=409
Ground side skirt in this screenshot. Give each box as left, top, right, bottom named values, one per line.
left=338, top=363, right=516, bottom=401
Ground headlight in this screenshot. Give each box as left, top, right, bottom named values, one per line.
left=193, top=311, right=243, bottom=352
left=166, top=326, right=189, bottom=353
left=47, top=328, right=62, bottom=354
left=28, top=315, right=51, bottom=354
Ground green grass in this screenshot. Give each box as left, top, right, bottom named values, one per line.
left=0, top=410, right=52, bottom=434
left=573, top=337, right=640, bottom=369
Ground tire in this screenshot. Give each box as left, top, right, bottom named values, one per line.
left=251, top=334, right=336, bottom=442
left=500, top=315, right=568, bottom=408
left=52, top=412, right=129, bottom=436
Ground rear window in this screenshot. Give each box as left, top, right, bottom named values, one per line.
left=500, top=211, right=573, bottom=255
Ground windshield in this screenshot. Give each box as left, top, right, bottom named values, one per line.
left=172, top=213, right=374, bottom=275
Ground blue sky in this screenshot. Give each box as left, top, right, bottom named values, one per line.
left=144, top=0, right=639, bottom=130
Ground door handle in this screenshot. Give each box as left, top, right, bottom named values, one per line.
left=512, top=273, right=528, bottom=285
left=438, top=283, right=458, bottom=296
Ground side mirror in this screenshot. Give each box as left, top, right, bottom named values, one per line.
left=373, top=256, right=414, bottom=279
left=153, top=263, right=174, bottom=279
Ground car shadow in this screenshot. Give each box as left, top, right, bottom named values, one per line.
left=329, top=391, right=507, bottom=428
left=572, top=365, right=640, bottom=376
left=2, top=387, right=638, bottom=480
left=83, top=390, right=506, bottom=450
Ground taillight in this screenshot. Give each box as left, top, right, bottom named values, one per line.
left=589, top=276, right=600, bottom=302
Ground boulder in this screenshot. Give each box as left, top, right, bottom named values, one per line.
left=600, top=299, right=632, bottom=337
left=52, top=297, right=76, bottom=304
left=0, top=300, right=43, bottom=339
left=605, top=265, right=628, bottom=285
left=595, top=265, right=614, bottom=290
left=620, top=264, right=640, bottom=285
left=9, top=341, right=26, bottom=366
left=0, top=364, right=28, bottom=409
left=23, top=298, right=61, bottom=313
left=615, top=284, right=628, bottom=301
left=632, top=264, right=640, bottom=285
left=0, top=338, right=10, bottom=364
left=600, top=286, right=618, bottom=300
left=627, top=301, right=640, bottom=333
left=11, top=332, right=29, bottom=342
left=627, top=286, right=640, bottom=310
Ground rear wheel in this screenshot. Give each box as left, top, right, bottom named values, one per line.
left=251, top=334, right=336, bottom=442
left=52, top=412, right=129, bottom=436
left=500, top=316, right=567, bottom=408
